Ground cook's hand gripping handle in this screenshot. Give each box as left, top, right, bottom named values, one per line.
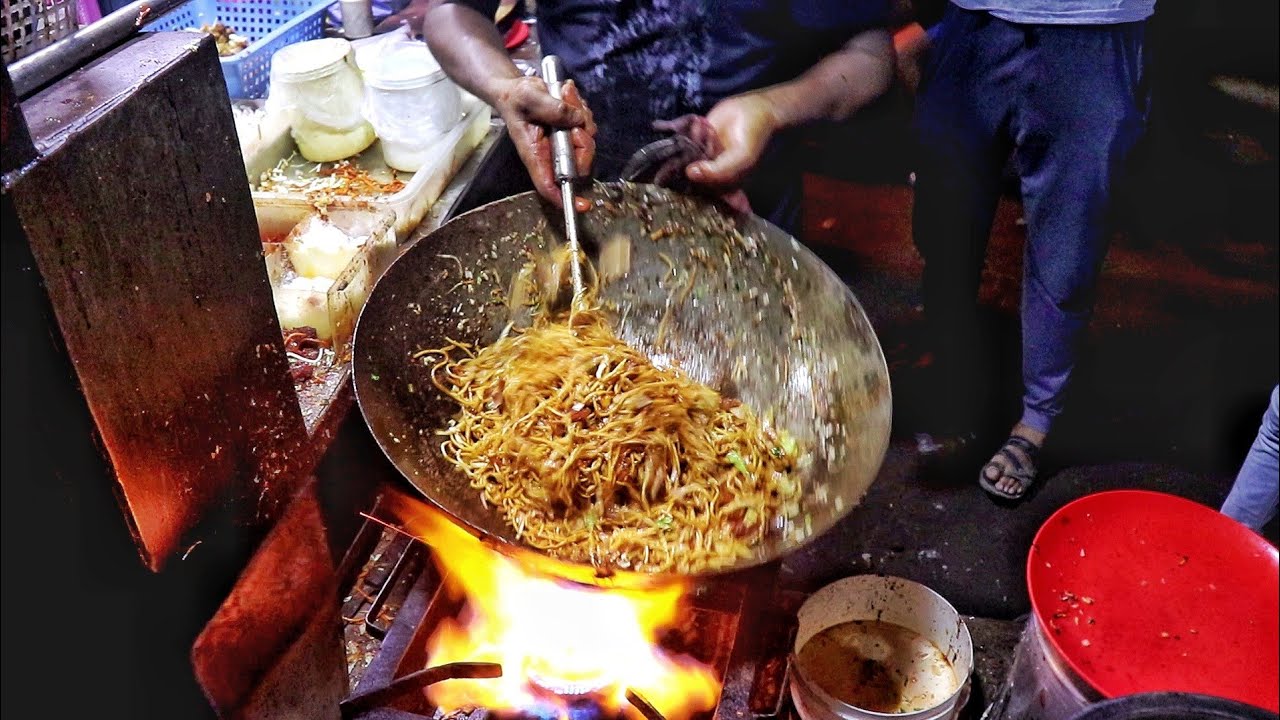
left=540, top=55, right=577, bottom=183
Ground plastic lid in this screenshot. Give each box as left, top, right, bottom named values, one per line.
left=272, top=38, right=353, bottom=83
left=1027, top=490, right=1279, bottom=712
left=364, top=45, right=446, bottom=90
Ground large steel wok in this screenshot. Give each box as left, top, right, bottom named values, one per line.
left=352, top=182, right=891, bottom=586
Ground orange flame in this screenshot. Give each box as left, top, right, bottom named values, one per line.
left=384, top=491, right=721, bottom=718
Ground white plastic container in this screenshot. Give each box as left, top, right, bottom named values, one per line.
left=268, top=37, right=376, bottom=162
left=363, top=44, right=463, bottom=172
left=248, top=96, right=492, bottom=242
left=256, top=203, right=396, bottom=352
left=283, top=214, right=370, bottom=279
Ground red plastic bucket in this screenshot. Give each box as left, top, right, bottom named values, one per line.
left=1026, top=490, right=1279, bottom=713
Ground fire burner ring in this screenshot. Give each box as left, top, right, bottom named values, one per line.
left=525, top=659, right=612, bottom=697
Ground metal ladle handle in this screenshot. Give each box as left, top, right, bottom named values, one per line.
left=540, top=55, right=578, bottom=183
left=540, top=54, right=586, bottom=306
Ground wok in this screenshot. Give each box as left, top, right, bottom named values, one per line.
left=352, top=182, right=891, bottom=586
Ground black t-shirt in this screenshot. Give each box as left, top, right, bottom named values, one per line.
left=703, top=0, right=893, bottom=104
left=453, top=0, right=708, bottom=178
left=449, top=0, right=890, bottom=230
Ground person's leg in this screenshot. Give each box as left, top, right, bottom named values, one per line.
left=1221, top=386, right=1280, bottom=531
left=910, top=6, right=1019, bottom=439
left=981, top=20, right=1148, bottom=498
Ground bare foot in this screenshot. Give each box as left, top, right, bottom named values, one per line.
left=980, top=423, right=1046, bottom=498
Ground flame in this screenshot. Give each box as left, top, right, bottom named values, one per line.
left=385, top=491, right=721, bottom=718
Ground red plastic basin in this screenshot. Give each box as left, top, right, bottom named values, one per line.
left=1027, top=489, right=1279, bottom=713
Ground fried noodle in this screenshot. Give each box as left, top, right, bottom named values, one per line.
left=424, top=304, right=804, bottom=574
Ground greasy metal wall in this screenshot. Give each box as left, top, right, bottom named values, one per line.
left=0, top=33, right=362, bottom=719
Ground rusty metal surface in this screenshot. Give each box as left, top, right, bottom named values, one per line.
left=6, top=32, right=311, bottom=570
left=352, top=182, right=892, bottom=586
left=19, top=33, right=209, bottom=155
left=233, top=597, right=348, bottom=720
left=296, top=359, right=355, bottom=436
left=192, top=480, right=339, bottom=717
left=6, top=0, right=194, bottom=98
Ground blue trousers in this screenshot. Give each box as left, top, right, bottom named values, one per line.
left=1221, top=386, right=1280, bottom=531
left=912, top=5, right=1148, bottom=433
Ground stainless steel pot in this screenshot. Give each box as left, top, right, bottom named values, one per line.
left=791, top=575, right=974, bottom=720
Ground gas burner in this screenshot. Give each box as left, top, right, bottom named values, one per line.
left=338, top=521, right=802, bottom=720
left=525, top=662, right=612, bottom=698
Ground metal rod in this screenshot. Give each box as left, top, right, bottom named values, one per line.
left=341, top=662, right=503, bottom=715
left=559, top=181, right=584, bottom=298
left=625, top=688, right=667, bottom=720
left=364, top=539, right=420, bottom=640
left=540, top=54, right=585, bottom=307
left=9, top=0, right=192, bottom=98
left=539, top=55, right=575, bottom=184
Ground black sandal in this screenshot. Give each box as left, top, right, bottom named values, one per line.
left=978, top=434, right=1041, bottom=501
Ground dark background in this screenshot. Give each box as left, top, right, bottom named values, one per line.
left=2, top=0, right=1277, bottom=718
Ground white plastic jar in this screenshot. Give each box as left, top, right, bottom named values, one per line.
left=269, top=38, right=377, bottom=163
left=362, top=44, right=462, bottom=172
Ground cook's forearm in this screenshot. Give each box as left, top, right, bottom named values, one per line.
left=759, top=29, right=895, bottom=130
left=421, top=2, right=521, bottom=106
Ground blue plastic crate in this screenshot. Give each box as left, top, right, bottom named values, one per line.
left=146, top=0, right=334, bottom=99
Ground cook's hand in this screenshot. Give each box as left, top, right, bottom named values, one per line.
left=493, top=76, right=596, bottom=211
left=685, top=93, right=778, bottom=191
left=650, top=115, right=753, bottom=215
left=373, top=0, right=429, bottom=35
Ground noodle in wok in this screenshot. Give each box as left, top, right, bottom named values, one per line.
left=423, top=303, right=804, bottom=574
